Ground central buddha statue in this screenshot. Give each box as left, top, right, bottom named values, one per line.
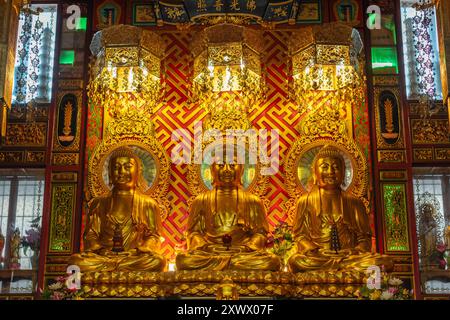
left=288, top=145, right=393, bottom=272
left=69, top=147, right=166, bottom=272
left=176, top=160, right=281, bottom=271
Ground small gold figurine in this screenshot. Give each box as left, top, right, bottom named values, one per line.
left=9, top=228, right=21, bottom=269
left=176, top=159, right=281, bottom=271
left=69, top=147, right=166, bottom=272
left=288, top=145, right=393, bottom=272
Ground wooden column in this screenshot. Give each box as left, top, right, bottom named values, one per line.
left=436, top=0, right=450, bottom=121
left=0, top=0, right=20, bottom=142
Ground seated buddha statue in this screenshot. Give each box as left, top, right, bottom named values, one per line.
left=288, top=145, right=393, bottom=273
left=176, top=159, right=281, bottom=271
left=69, top=147, right=166, bottom=272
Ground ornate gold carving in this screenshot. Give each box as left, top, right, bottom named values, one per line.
left=79, top=270, right=366, bottom=299
left=45, top=264, right=71, bottom=274
left=409, top=102, right=448, bottom=116
left=203, top=107, right=252, bottom=131
left=8, top=105, right=48, bottom=121
left=53, top=91, right=82, bottom=152
left=51, top=172, right=77, bottom=182
left=49, top=184, right=75, bottom=253
left=5, top=123, right=46, bottom=146
left=383, top=99, right=396, bottom=138
left=58, top=79, right=84, bottom=90
left=374, top=87, right=404, bottom=149
left=435, top=148, right=450, bottom=160
left=52, top=153, right=79, bottom=166
left=412, top=119, right=450, bottom=144
left=289, top=23, right=357, bottom=54
left=378, top=150, right=405, bottom=163
left=0, top=151, right=22, bottom=163
left=380, top=171, right=408, bottom=181
left=373, top=76, right=399, bottom=86
left=414, top=148, right=434, bottom=161
left=25, top=151, right=45, bottom=163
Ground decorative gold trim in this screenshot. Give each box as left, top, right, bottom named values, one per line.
left=52, top=172, right=77, bottom=182
left=0, top=151, right=23, bottom=163
left=25, top=151, right=45, bottom=163
left=80, top=270, right=366, bottom=299
left=373, top=76, right=399, bottom=86
left=53, top=91, right=82, bottom=152
left=380, top=171, right=408, bottom=181
left=435, top=148, right=450, bottom=160
left=49, top=183, right=76, bottom=254
left=378, top=150, right=405, bottom=163
left=413, top=148, right=434, bottom=161
left=52, top=153, right=79, bottom=166
left=5, top=123, right=47, bottom=147
left=58, top=79, right=84, bottom=90
left=411, top=119, right=450, bottom=144
left=409, top=102, right=447, bottom=116
left=374, top=87, right=405, bottom=149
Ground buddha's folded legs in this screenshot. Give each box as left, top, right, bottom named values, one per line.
left=289, top=251, right=395, bottom=273
left=176, top=250, right=281, bottom=271
left=68, top=252, right=166, bottom=272
left=68, top=252, right=119, bottom=272
left=176, top=251, right=231, bottom=271
left=117, top=252, right=166, bottom=271
left=340, top=253, right=394, bottom=272
left=288, top=253, right=344, bottom=272
left=230, top=251, right=281, bottom=271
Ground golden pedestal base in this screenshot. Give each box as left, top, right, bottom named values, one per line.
left=80, top=270, right=366, bottom=299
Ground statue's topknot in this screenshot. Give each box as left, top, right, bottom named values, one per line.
left=313, top=145, right=345, bottom=168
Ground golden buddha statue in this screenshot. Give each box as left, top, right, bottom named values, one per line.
left=288, top=145, right=393, bottom=272
left=69, top=147, right=166, bottom=272
left=176, top=160, right=281, bottom=271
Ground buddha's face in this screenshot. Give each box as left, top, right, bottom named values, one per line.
left=110, top=156, right=138, bottom=191
left=211, top=162, right=243, bottom=187
left=314, top=156, right=344, bottom=190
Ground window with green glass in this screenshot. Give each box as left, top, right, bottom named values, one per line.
left=371, top=47, right=399, bottom=74
left=59, top=50, right=75, bottom=65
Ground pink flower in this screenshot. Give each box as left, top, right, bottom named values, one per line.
left=266, top=236, right=274, bottom=248
left=50, top=291, right=65, bottom=300
left=388, top=287, right=398, bottom=295
left=436, top=243, right=447, bottom=253
left=439, top=259, right=447, bottom=269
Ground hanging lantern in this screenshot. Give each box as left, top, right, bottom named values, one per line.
left=289, top=22, right=364, bottom=114
left=190, top=23, right=265, bottom=114
left=88, top=25, right=165, bottom=119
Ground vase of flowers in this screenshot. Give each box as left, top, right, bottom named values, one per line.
left=357, top=271, right=413, bottom=300
left=21, top=216, right=41, bottom=270
left=41, top=275, right=84, bottom=300
left=267, top=222, right=295, bottom=269
left=429, top=243, right=448, bottom=270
